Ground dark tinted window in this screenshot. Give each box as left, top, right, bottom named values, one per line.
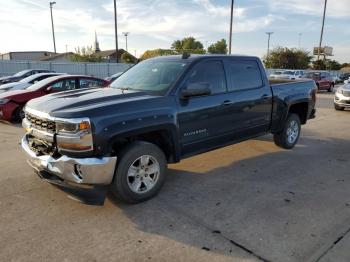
left=226, top=60, right=262, bottom=91
left=79, top=78, right=105, bottom=88
left=51, top=79, right=76, bottom=91
left=186, top=60, right=226, bottom=94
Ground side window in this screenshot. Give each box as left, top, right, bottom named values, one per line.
left=186, top=60, right=226, bottom=95
left=51, top=79, right=76, bottom=91
left=79, top=79, right=104, bottom=88
left=226, top=60, right=263, bottom=91
left=30, top=75, right=49, bottom=84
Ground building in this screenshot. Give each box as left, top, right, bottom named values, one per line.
left=39, top=52, right=75, bottom=62
left=0, top=51, right=55, bottom=61
left=93, top=32, right=136, bottom=63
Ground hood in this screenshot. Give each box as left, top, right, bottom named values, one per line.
left=0, top=82, right=29, bottom=91
left=26, top=88, right=160, bottom=118
left=0, top=88, right=41, bottom=102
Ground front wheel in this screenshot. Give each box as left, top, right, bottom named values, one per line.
left=110, top=141, right=167, bottom=203
left=327, top=83, right=334, bottom=92
left=12, top=106, right=25, bottom=123
left=273, top=114, right=301, bottom=149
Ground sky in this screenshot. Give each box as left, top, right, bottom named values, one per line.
left=0, top=0, right=349, bottom=62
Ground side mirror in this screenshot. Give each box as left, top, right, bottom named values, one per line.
left=344, top=80, right=349, bottom=84
left=46, top=86, right=53, bottom=92
left=181, top=83, right=211, bottom=99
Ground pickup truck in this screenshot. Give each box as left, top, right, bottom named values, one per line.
left=21, top=55, right=317, bottom=204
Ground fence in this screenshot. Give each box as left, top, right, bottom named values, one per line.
left=0, top=60, right=133, bottom=78
left=265, top=68, right=342, bottom=78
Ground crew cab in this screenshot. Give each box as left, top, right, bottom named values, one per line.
left=21, top=55, right=317, bottom=204
left=0, top=75, right=107, bottom=122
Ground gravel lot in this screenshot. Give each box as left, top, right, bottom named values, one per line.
left=0, top=92, right=349, bottom=262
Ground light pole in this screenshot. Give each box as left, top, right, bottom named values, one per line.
left=123, top=32, right=129, bottom=52
left=318, top=0, right=328, bottom=60
left=266, top=32, right=273, bottom=58
left=298, top=33, right=302, bottom=49
left=113, top=0, right=119, bottom=63
left=228, top=0, right=234, bottom=54
left=49, top=1, right=57, bottom=53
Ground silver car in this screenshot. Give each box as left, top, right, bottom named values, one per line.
left=334, top=80, right=350, bottom=110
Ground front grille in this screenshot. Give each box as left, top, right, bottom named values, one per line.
left=28, top=136, right=56, bottom=156
left=343, top=90, right=350, bottom=97
left=26, top=113, right=56, bottom=134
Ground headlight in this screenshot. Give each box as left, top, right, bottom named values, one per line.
left=336, top=89, right=344, bottom=95
left=56, top=118, right=93, bottom=152
left=0, top=98, right=9, bottom=105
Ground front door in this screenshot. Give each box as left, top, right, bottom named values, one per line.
left=177, top=59, right=231, bottom=156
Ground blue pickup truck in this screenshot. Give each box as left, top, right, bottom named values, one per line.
left=21, top=55, right=316, bottom=203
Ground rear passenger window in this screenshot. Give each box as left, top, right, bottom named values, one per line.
left=186, top=60, right=227, bottom=95
left=226, top=61, right=263, bottom=91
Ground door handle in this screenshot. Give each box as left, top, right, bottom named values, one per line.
left=221, top=100, right=233, bottom=106
left=261, top=94, right=270, bottom=101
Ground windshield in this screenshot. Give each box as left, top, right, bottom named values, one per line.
left=13, top=70, right=30, bottom=77
left=304, top=72, right=320, bottom=78
left=110, top=60, right=188, bottom=94
left=283, top=71, right=294, bottom=75
left=27, top=76, right=58, bottom=91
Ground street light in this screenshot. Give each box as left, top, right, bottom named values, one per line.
left=123, top=32, right=129, bottom=52
left=113, top=0, right=119, bottom=63
left=266, top=32, right=273, bottom=58
left=318, top=0, right=328, bottom=60
left=49, top=1, right=57, bottom=53
left=228, top=0, right=235, bottom=54
left=298, top=33, right=302, bottom=49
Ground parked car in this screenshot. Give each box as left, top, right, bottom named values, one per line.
left=0, top=69, right=55, bottom=85
left=105, top=72, right=123, bottom=85
left=280, top=70, right=305, bottom=80
left=20, top=55, right=317, bottom=204
left=269, top=70, right=284, bottom=79
left=339, top=73, right=350, bottom=82
left=303, top=71, right=334, bottom=92
left=334, top=82, right=350, bottom=110
left=0, top=73, right=65, bottom=94
left=0, top=75, right=107, bottom=122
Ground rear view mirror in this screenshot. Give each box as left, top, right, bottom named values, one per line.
left=181, top=83, right=211, bottom=99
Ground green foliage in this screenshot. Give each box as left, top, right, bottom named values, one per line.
left=171, top=37, right=205, bottom=54
left=121, top=52, right=137, bottom=64
left=312, top=59, right=342, bottom=70
left=208, top=39, right=228, bottom=54
left=69, top=46, right=102, bottom=62
left=140, top=49, right=177, bottom=60
left=263, top=47, right=312, bottom=69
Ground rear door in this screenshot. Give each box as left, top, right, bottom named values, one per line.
left=223, top=58, right=272, bottom=136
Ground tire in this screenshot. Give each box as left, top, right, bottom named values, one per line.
left=334, top=104, right=344, bottom=111
left=327, top=83, right=334, bottom=92
left=273, top=113, right=301, bottom=149
left=12, top=106, right=25, bottom=123
left=110, top=141, right=167, bottom=203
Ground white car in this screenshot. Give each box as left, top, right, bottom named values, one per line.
left=269, top=71, right=284, bottom=79
left=279, top=70, right=305, bottom=80
left=0, top=72, right=65, bottom=94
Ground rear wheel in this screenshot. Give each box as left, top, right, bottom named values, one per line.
left=12, top=106, right=25, bottom=123
left=274, top=114, right=301, bottom=149
left=327, top=83, right=334, bottom=92
left=110, top=141, right=167, bottom=203
left=334, top=104, right=345, bottom=111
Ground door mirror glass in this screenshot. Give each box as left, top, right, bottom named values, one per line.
left=181, top=82, right=211, bottom=98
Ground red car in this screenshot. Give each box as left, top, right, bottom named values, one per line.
left=303, top=71, right=334, bottom=92
left=0, top=75, right=108, bottom=122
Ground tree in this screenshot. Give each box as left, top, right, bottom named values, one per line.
left=312, top=59, right=342, bottom=70
left=208, top=39, right=228, bottom=54
left=140, top=49, right=177, bottom=60
left=263, top=47, right=313, bottom=69
left=69, top=46, right=102, bottom=62
left=171, top=37, right=205, bottom=54
left=121, top=52, right=137, bottom=64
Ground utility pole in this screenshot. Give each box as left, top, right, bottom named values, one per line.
left=266, top=32, right=273, bottom=58
left=113, top=0, right=119, bottom=63
left=298, top=33, right=302, bottom=49
left=123, top=32, right=129, bottom=52
left=228, top=0, right=234, bottom=54
left=49, top=1, right=57, bottom=53
left=318, top=0, right=328, bottom=60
